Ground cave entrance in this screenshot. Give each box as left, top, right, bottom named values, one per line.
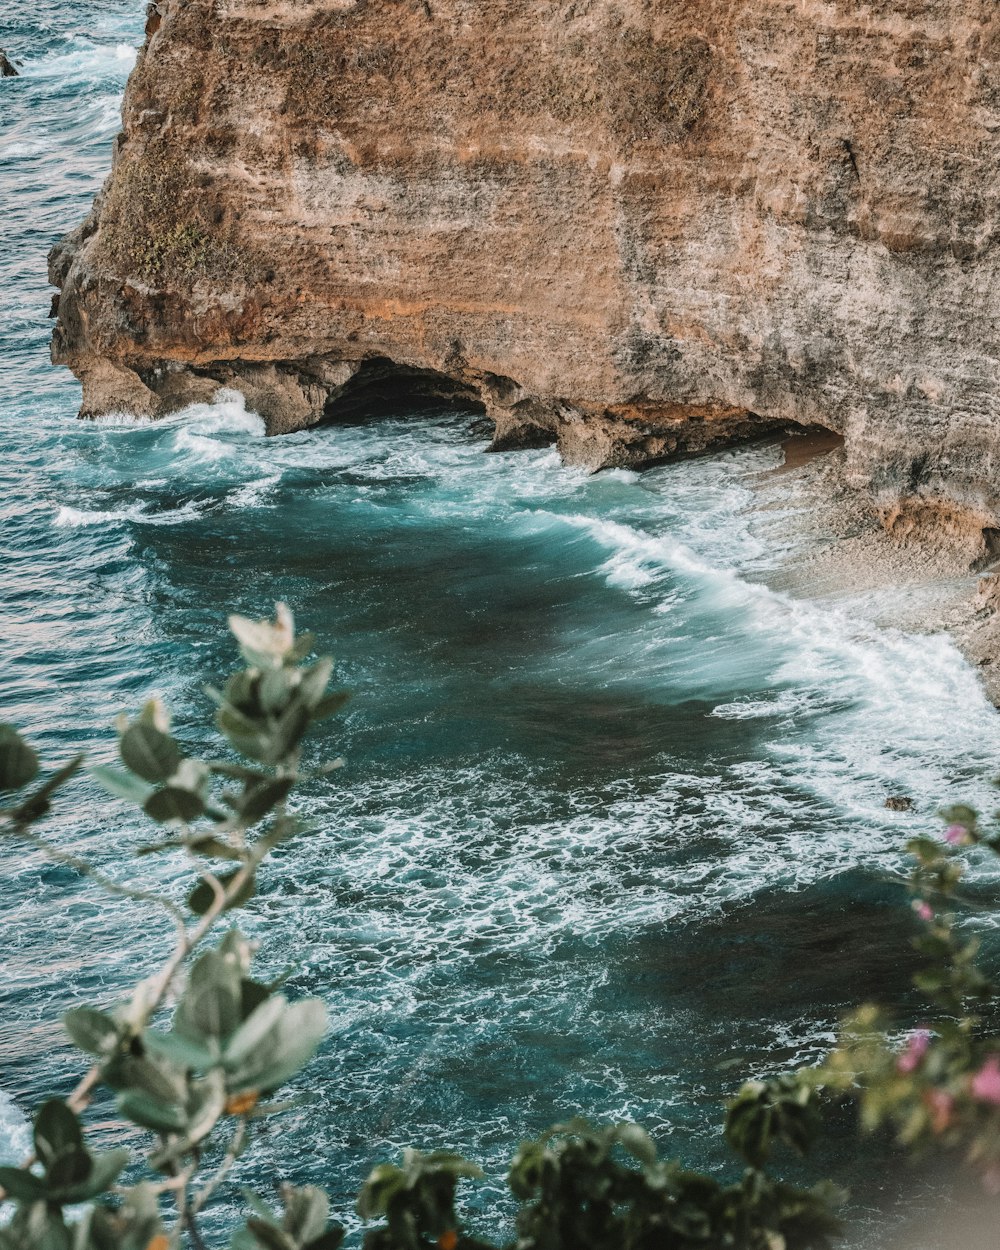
left=323, top=356, right=486, bottom=425
left=978, top=527, right=1000, bottom=570
left=772, top=424, right=845, bottom=474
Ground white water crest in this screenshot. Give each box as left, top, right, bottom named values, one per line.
left=541, top=503, right=1000, bottom=839
left=0, top=1091, right=30, bottom=1166
left=54, top=499, right=209, bottom=527
left=18, top=40, right=137, bottom=84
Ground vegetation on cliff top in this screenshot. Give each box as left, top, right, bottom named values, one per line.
left=97, top=152, right=259, bottom=288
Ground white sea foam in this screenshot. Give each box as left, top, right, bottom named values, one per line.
left=531, top=506, right=1000, bottom=843
left=81, top=392, right=266, bottom=473
left=178, top=390, right=267, bottom=437
left=227, top=474, right=283, bottom=508
left=0, top=1090, right=30, bottom=1167
left=0, top=138, right=53, bottom=159
left=54, top=500, right=206, bottom=528
left=92, top=95, right=123, bottom=132
left=711, top=691, right=817, bottom=721
left=171, top=428, right=233, bottom=462
left=88, top=411, right=155, bottom=428
left=20, top=41, right=137, bottom=83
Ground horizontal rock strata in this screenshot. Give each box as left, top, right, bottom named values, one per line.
left=50, top=0, right=1000, bottom=548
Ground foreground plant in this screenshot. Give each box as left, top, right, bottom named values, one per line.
left=817, top=805, right=1000, bottom=1190
left=0, top=605, right=847, bottom=1248
left=0, top=606, right=344, bottom=1249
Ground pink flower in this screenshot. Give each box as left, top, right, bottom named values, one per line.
left=897, top=1030, right=931, bottom=1074
left=912, top=900, right=934, bottom=923
left=945, top=824, right=970, bottom=846
left=971, top=1056, right=1000, bottom=1106
left=923, top=1088, right=954, bottom=1134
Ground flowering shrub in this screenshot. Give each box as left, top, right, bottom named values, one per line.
left=817, top=806, right=1000, bottom=1192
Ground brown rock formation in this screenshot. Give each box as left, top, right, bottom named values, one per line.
left=49, top=0, right=1000, bottom=544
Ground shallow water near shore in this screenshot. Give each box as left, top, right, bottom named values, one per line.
left=4, top=3, right=1000, bottom=1245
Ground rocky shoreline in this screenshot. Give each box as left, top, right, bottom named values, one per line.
left=756, top=433, right=1000, bottom=707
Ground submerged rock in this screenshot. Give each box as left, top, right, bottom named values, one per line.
left=46, top=0, right=1000, bottom=550
left=0, top=50, right=19, bottom=77
left=884, top=797, right=914, bottom=813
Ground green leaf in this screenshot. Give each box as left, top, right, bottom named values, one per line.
left=270, top=701, right=311, bottom=763
left=238, top=777, right=295, bottom=825
left=144, top=786, right=205, bottom=824
left=0, top=1166, right=48, bottom=1201
left=143, top=1029, right=219, bottom=1072
left=102, top=1053, right=185, bottom=1103
left=230, top=606, right=295, bottom=669
left=617, top=1123, right=657, bottom=1167
left=237, top=978, right=270, bottom=1019
left=297, top=658, right=334, bottom=711
left=259, top=669, right=292, bottom=716
left=303, top=1233, right=345, bottom=1250
left=1, top=1206, right=74, bottom=1250
left=222, top=671, right=260, bottom=715
left=95, top=1182, right=165, bottom=1248
left=117, top=1089, right=188, bottom=1134
left=188, top=835, right=243, bottom=861
left=245, top=1221, right=295, bottom=1250
left=175, top=950, right=243, bottom=1041
left=34, top=1100, right=84, bottom=1166
left=223, top=996, right=287, bottom=1068
left=46, top=1149, right=91, bottom=1192
left=217, top=706, right=271, bottom=763
left=219, top=927, right=254, bottom=970
left=13, top=754, right=85, bottom=823
left=154, top=1072, right=226, bottom=1167
left=288, top=632, right=316, bottom=662
left=174, top=756, right=211, bottom=795
left=310, top=692, right=350, bottom=722
left=68, top=1148, right=129, bottom=1201
left=63, top=1007, right=119, bottom=1057
left=283, top=1186, right=330, bottom=1244
left=120, top=722, right=182, bottom=784
left=209, top=761, right=269, bottom=782
left=228, top=998, right=327, bottom=1093
left=188, top=869, right=256, bottom=917
left=940, top=803, right=978, bottom=829
left=0, top=725, right=38, bottom=791
left=90, top=765, right=155, bottom=806
left=242, top=1188, right=280, bottom=1224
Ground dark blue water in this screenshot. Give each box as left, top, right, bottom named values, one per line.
left=4, top=4, right=1000, bottom=1244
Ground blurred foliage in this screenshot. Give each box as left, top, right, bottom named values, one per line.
left=816, top=803, right=1000, bottom=1192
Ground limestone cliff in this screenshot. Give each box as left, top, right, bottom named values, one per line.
left=50, top=0, right=1000, bottom=548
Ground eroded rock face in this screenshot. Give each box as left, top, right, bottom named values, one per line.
left=50, top=0, right=1000, bottom=538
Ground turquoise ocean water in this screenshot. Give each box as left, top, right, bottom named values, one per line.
left=4, top=4, right=1000, bottom=1242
